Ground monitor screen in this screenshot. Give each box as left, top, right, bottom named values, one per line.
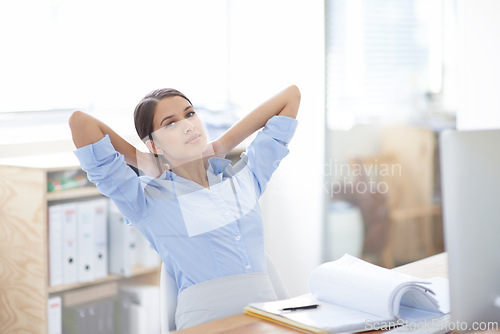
left=440, top=129, right=500, bottom=330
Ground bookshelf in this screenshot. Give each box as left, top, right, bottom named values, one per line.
left=0, top=152, right=160, bottom=334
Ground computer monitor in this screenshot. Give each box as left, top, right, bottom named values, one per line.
left=440, top=129, right=500, bottom=329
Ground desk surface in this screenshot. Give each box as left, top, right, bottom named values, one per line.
left=173, top=253, right=448, bottom=334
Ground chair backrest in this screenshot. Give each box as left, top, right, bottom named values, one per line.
left=160, top=254, right=289, bottom=333
left=160, top=263, right=179, bottom=333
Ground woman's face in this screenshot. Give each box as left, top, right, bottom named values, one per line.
left=149, top=96, right=207, bottom=165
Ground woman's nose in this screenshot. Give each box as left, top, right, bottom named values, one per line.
left=183, top=119, right=195, bottom=133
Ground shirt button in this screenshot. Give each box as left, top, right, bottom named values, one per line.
left=235, top=236, right=241, bottom=241
left=245, top=264, right=251, bottom=270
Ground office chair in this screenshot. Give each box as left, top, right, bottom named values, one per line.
left=160, top=254, right=289, bottom=333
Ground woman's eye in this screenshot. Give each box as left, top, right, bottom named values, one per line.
left=165, top=121, right=175, bottom=128
left=186, top=111, right=196, bottom=118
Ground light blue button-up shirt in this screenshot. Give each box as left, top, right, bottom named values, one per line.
left=74, top=115, right=298, bottom=293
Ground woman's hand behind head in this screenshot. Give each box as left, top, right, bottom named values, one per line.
left=136, top=151, right=170, bottom=178
left=203, top=139, right=228, bottom=159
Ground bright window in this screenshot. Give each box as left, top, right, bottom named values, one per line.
left=0, top=0, right=228, bottom=114
left=326, top=0, right=447, bottom=129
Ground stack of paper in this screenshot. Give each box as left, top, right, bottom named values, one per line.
left=245, top=254, right=450, bottom=333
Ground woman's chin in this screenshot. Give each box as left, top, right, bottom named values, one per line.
left=177, top=149, right=208, bottom=165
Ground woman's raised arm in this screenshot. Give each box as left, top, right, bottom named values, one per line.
left=69, top=111, right=140, bottom=168
left=212, top=85, right=300, bottom=156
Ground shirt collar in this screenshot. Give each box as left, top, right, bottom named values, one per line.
left=156, top=157, right=235, bottom=185
left=207, top=157, right=235, bottom=177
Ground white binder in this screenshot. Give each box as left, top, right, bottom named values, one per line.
left=76, top=200, right=95, bottom=282
left=108, top=201, right=131, bottom=277
left=62, top=203, right=78, bottom=285
left=120, top=284, right=160, bottom=334
left=47, top=296, right=62, bottom=334
left=90, top=198, right=108, bottom=279
left=48, top=204, right=64, bottom=287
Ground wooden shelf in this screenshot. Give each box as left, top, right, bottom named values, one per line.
left=46, top=186, right=101, bottom=201
left=0, top=158, right=162, bottom=334
left=48, top=265, right=160, bottom=294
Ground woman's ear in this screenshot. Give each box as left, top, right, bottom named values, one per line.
left=145, top=139, right=163, bottom=155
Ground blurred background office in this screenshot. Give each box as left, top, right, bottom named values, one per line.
left=0, top=0, right=499, bottom=299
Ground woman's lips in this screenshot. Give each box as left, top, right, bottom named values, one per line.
left=185, top=134, right=201, bottom=144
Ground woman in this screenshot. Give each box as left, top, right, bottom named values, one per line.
left=69, top=85, right=300, bottom=329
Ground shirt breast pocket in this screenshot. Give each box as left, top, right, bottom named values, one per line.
left=178, top=188, right=235, bottom=237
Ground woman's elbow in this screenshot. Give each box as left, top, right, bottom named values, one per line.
left=290, top=84, right=301, bottom=100
left=285, top=85, right=301, bottom=118
left=286, top=85, right=301, bottom=104
left=69, top=110, right=102, bottom=148
left=69, top=110, right=86, bottom=130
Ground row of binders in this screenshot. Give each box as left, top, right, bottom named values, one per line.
left=48, top=197, right=160, bottom=287
left=48, top=284, right=160, bottom=334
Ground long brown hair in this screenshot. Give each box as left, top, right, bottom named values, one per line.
left=133, top=88, right=192, bottom=142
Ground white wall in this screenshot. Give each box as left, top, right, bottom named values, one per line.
left=227, top=0, right=326, bottom=296
left=457, top=0, right=500, bottom=130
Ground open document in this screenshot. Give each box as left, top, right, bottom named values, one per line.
left=244, top=254, right=449, bottom=333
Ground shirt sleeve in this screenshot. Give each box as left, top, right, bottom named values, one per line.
left=244, top=115, right=298, bottom=197
left=73, top=134, right=151, bottom=221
